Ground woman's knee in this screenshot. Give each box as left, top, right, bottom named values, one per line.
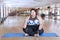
left=23, top=27, right=33, bottom=33
left=23, top=28, right=27, bottom=33
left=39, top=29, right=44, bottom=35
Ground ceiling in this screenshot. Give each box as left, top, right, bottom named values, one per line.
left=1, top=0, right=60, bottom=8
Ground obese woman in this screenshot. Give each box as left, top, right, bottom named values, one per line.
left=23, top=9, right=44, bottom=37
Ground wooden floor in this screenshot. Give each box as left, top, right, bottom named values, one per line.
left=0, top=16, right=60, bottom=40
left=1, top=37, right=60, bottom=40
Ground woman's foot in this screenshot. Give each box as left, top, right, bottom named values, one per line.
left=34, top=34, right=39, bottom=37
left=25, top=33, right=29, bottom=37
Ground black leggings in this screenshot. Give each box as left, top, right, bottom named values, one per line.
left=23, top=25, right=44, bottom=36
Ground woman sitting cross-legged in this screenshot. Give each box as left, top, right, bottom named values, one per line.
left=23, top=9, right=44, bottom=37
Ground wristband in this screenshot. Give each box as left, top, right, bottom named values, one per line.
left=23, top=27, right=28, bottom=33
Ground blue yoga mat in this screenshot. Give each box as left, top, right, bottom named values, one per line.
left=2, top=33, right=25, bottom=38
left=40, top=33, right=58, bottom=37
left=2, top=33, right=58, bottom=38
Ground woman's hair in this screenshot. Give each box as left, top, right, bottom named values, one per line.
left=30, top=8, right=36, bottom=12
left=30, top=8, right=37, bottom=16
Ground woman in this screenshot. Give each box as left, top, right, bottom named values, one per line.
left=23, top=9, right=44, bottom=37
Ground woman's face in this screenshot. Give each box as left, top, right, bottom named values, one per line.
left=31, top=10, right=36, bottom=17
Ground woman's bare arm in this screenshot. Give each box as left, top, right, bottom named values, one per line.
left=37, top=16, right=44, bottom=30
left=23, top=16, right=30, bottom=28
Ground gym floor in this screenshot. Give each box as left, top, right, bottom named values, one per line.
left=0, top=16, right=60, bottom=40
